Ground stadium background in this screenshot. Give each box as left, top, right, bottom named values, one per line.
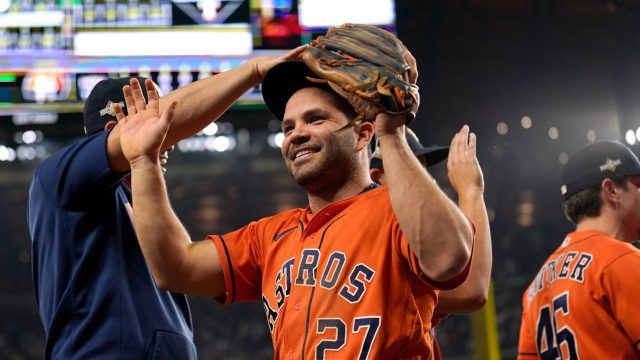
left=1, top=0, right=640, bottom=358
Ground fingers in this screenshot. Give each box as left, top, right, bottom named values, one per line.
left=283, top=44, right=308, bottom=60
left=255, top=45, right=310, bottom=82
left=122, top=78, right=157, bottom=117
left=454, top=125, right=468, bottom=156
left=447, top=130, right=459, bottom=187
left=460, top=124, right=470, bottom=144
left=123, top=84, right=136, bottom=115
left=468, top=131, right=477, bottom=156
left=452, top=127, right=462, bottom=148
left=144, top=79, right=159, bottom=103
left=130, top=78, right=147, bottom=112
left=448, top=125, right=475, bottom=164
left=113, top=102, right=126, bottom=122
left=461, top=125, right=471, bottom=152
left=447, top=124, right=484, bottom=190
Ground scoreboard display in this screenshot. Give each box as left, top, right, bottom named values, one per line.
left=0, top=0, right=396, bottom=115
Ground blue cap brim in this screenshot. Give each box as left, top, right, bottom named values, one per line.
left=262, top=61, right=332, bottom=121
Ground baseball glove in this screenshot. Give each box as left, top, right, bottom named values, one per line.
left=302, top=23, right=419, bottom=123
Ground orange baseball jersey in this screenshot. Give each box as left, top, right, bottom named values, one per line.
left=210, top=186, right=471, bottom=359
left=518, top=230, right=640, bottom=359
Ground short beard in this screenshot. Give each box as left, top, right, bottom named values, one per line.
left=294, top=156, right=355, bottom=195
left=288, top=128, right=357, bottom=195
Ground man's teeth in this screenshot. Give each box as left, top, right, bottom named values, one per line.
left=296, top=150, right=313, bottom=159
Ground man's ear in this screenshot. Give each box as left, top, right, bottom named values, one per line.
left=103, top=120, right=118, bottom=131
left=370, top=167, right=385, bottom=185
left=602, top=178, right=622, bottom=204
left=370, top=168, right=380, bottom=183
left=355, top=121, right=375, bottom=152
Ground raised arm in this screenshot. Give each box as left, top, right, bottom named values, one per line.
left=115, top=79, right=225, bottom=297
left=158, top=46, right=306, bottom=145
left=374, top=49, right=472, bottom=282
left=108, top=46, right=307, bottom=172
left=436, top=125, right=492, bottom=313
left=376, top=123, right=473, bottom=282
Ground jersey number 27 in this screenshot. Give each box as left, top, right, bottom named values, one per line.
left=315, top=316, right=380, bottom=360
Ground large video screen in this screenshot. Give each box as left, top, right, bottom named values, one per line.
left=0, top=0, right=396, bottom=115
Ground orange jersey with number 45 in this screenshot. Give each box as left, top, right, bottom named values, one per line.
left=518, top=230, right=640, bottom=359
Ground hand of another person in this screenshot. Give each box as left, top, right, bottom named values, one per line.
left=447, top=125, right=484, bottom=197
left=114, top=78, right=177, bottom=165
left=252, top=45, right=308, bottom=82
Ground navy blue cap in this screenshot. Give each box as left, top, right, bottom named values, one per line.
left=83, top=76, right=149, bottom=135
left=370, top=128, right=449, bottom=169
left=561, top=140, right=640, bottom=199
left=261, top=60, right=333, bottom=121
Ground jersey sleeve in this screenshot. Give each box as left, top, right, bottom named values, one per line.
left=517, top=288, right=539, bottom=359
left=395, top=217, right=475, bottom=290
left=209, top=222, right=264, bottom=305
left=599, top=251, right=640, bottom=349
left=34, top=131, right=125, bottom=208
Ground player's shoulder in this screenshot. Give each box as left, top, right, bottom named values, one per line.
left=254, top=208, right=304, bottom=228
left=37, top=132, right=105, bottom=170
left=355, top=184, right=389, bottom=205
left=561, top=230, right=634, bottom=251
left=334, top=185, right=393, bottom=220
left=584, top=232, right=638, bottom=257
left=366, top=184, right=388, bottom=196
left=31, top=135, right=94, bottom=194
left=561, top=230, right=640, bottom=267
left=241, top=208, right=304, bottom=243
left=599, top=241, right=640, bottom=268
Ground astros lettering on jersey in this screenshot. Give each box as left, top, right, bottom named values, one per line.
left=518, top=230, right=640, bottom=359
left=210, top=186, right=471, bottom=359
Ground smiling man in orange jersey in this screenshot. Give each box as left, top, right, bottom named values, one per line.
left=116, top=49, right=475, bottom=359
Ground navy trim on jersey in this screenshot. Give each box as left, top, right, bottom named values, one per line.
left=217, top=235, right=237, bottom=303
left=301, top=214, right=346, bottom=360
left=299, top=219, right=305, bottom=233
left=358, top=182, right=380, bottom=194
left=274, top=226, right=297, bottom=242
